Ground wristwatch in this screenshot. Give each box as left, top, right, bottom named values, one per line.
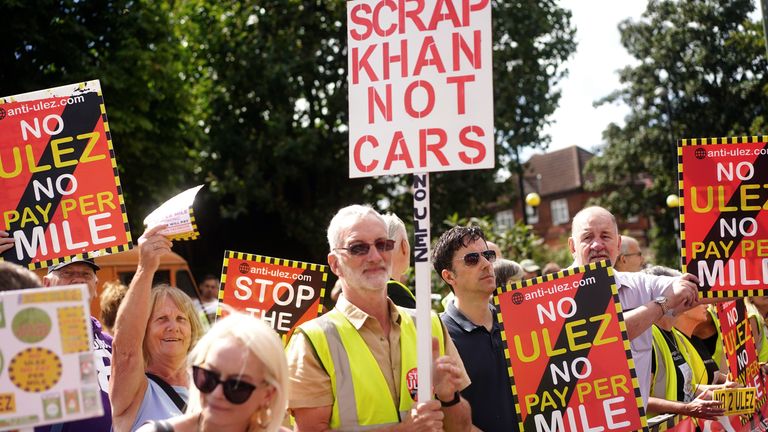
left=654, top=296, right=669, bottom=315
left=436, top=391, right=461, bottom=407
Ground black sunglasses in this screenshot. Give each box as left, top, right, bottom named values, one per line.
left=192, top=365, right=261, bottom=405
left=457, top=250, right=496, bottom=266
left=335, top=239, right=395, bottom=256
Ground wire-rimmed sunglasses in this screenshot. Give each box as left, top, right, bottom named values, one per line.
left=456, top=250, right=497, bottom=266
left=192, top=365, right=262, bottom=405
left=334, top=239, right=395, bottom=256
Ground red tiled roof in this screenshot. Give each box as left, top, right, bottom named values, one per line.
left=523, top=146, right=594, bottom=196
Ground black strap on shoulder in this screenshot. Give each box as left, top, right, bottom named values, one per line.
left=146, top=373, right=187, bottom=413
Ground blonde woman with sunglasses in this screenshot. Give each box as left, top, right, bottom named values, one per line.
left=138, top=312, right=289, bottom=432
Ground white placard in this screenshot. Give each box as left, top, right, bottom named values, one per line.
left=347, top=0, right=494, bottom=178
left=0, top=284, right=102, bottom=430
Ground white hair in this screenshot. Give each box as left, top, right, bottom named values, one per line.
left=186, top=312, right=288, bottom=432
left=326, top=204, right=385, bottom=251
left=381, top=212, right=407, bottom=242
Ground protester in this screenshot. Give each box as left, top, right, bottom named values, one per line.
left=100, top=281, right=129, bottom=336
left=519, top=258, right=540, bottom=280
left=381, top=212, right=416, bottom=308
left=673, top=304, right=724, bottom=384
left=493, top=258, right=523, bottom=288
left=644, top=266, right=724, bottom=385
left=644, top=266, right=727, bottom=419
left=615, top=235, right=645, bottom=272
left=286, top=205, right=471, bottom=431
left=541, top=261, right=561, bottom=275
left=434, top=226, right=518, bottom=432
left=568, top=206, right=699, bottom=406
left=648, top=315, right=728, bottom=419
left=0, top=261, right=41, bottom=291
left=137, top=312, right=289, bottom=432
left=34, top=257, right=114, bottom=432
left=111, top=225, right=204, bottom=431
left=197, top=274, right=220, bottom=324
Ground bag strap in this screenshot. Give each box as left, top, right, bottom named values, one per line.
left=146, top=372, right=187, bottom=413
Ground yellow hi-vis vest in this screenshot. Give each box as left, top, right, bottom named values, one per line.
left=299, top=307, right=445, bottom=430
left=651, top=326, right=707, bottom=404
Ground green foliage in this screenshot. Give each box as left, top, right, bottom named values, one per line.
left=380, top=1, right=577, bottom=236
left=432, top=213, right=572, bottom=298
left=0, top=0, right=199, bottom=233
left=0, top=0, right=577, bottom=274
left=584, top=0, right=768, bottom=267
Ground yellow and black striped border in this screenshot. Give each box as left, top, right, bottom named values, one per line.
left=677, top=135, right=768, bottom=298
left=166, top=208, right=199, bottom=242
left=493, top=261, right=647, bottom=430
left=21, top=244, right=133, bottom=271
left=217, top=250, right=329, bottom=320
left=0, top=83, right=134, bottom=270
left=98, top=88, right=133, bottom=249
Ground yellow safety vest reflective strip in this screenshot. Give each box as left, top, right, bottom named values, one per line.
left=650, top=326, right=707, bottom=404
left=299, top=307, right=445, bottom=430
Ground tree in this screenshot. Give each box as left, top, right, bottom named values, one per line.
left=0, top=0, right=199, bottom=233
left=381, top=0, right=577, bottom=235
left=177, top=0, right=576, bottom=270
left=585, top=0, right=768, bottom=266
left=1, top=1, right=577, bottom=277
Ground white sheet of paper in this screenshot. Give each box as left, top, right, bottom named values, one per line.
left=143, top=185, right=204, bottom=236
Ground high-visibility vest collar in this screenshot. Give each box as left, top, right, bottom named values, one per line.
left=299, top=306, right=444, bottom=429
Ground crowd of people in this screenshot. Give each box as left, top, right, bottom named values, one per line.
left=0, top=202, right=764, bottom=431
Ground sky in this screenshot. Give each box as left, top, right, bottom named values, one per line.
left=537, top=0, right=648, bottom=157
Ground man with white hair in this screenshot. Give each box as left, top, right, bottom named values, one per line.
left=568, top=206, right=699, bottom=406
left=382, top=212, right=416, bottom=308
left=287, top=204, right=472, bottom=431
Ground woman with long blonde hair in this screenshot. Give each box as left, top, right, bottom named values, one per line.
left=138, top=312, right=289, bottom=432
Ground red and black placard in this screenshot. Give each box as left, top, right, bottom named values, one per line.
left=494, top=261, right=646, bottom=432
left=678, top=136, right=768, bottom=298
left=219, top=250, right=329, bottom=344
left=0, top=81, right=132, bottom=269
left=716, top=299, right=766, bottom=419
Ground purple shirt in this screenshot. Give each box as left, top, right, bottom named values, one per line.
left=36, top=317, right=113, bottom=432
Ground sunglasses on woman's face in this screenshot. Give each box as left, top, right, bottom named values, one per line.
left=192, top=365, right=262, bottom=405
left=456, top=250, right=497, bottom=266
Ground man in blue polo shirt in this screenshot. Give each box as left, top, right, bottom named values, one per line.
left=433, top=226, right=518, bottom=432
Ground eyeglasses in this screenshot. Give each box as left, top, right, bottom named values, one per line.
left=192, top=365, right=262, bottom=405
left=622, top=252, right=642, bottom=258
left=335, top=239, right=395, bottom=256
left=456, top=250, right=496, bottom=266
left=55, top=269, right=96, bottom=280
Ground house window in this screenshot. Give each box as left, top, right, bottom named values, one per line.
left=495, top=210, right=515, bottom=231
left=526, top=205, right=539, bottom=224
left=551, top=199, right=570, bottom=225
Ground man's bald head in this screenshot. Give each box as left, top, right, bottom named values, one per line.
left=569, top=206, right=621, bottom=266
